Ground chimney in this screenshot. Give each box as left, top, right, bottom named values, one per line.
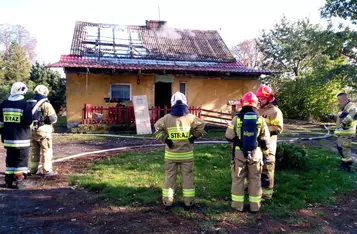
left=146, top=20, right=167, bottom=29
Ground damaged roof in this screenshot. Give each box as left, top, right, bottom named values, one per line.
left=69, top=21, right=235, bottom=62
left=49, top=21, right=272, bottom=75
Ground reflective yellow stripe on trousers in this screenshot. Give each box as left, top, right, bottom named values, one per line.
left=249, top=195, right=261, bottom=203
left=165, top=151, right=193, bottom=160
left=183, top=188, right=195, bottom=197
left=162, top=188, right=174, bottom=198
left=232, top=194, right=244, bottom=202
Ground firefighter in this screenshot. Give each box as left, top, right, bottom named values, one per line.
left=154, top=91, right=206, bottom=208
left=328, top=93, right=356, bottom=172
left=225, top=92, right=270, bottom=212
left=28, top=85, right=57, bottom=176
left=0, top=82, right=33, bottom=188
left=256, top=85, right=283, bottom=199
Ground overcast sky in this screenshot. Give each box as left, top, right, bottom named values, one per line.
left=0, top=0, right=329, bottom=64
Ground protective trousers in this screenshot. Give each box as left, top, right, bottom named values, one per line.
left=337, top=135, right=355, bottom=170
left=5, top=148, right=29, bottom=188
left=231, top=149, right=263, bottom=212
left=262, top=135, right=277, bottom=198
left=29, top=132, right=53, bottom=174
left=162, top=160, right=195, bottom=207
left=337, top=135, right=352, bottom=159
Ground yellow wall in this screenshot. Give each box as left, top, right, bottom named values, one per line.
left=66, top=73, right=154, bottom=124
left=172, top=77, right=260, bottom=113
left=66, top=73, right=260, bottom=125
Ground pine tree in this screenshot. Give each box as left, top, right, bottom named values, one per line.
left=3, top=42, right=31, bottom=85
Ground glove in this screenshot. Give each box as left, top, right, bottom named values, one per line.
left=341, top=122, right=348, bottom=130
left=339, top=112, right=348, bottom=118
left=328, top=114, right=335, bottom=120
left=188, top=136, right=197, bottom=144
left=164, top=138, right=173, bottom=149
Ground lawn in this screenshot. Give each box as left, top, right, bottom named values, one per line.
left=70, top=144, right=357, bottom=223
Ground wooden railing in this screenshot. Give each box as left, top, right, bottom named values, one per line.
left=82, top=104, right=202, bottom=124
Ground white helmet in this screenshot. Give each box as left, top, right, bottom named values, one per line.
left=171, top=91, right=187, bottom=107
left=34, top=85, right=49, bottom=96
left=10, top=82, right=28, bottom=96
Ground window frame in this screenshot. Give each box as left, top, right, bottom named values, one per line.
left=179, top=82, right=186, bottom=96
left=110, top=83, right=132, bottom=101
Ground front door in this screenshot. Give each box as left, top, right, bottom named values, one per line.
left=155, top=82, right=172, bottom=117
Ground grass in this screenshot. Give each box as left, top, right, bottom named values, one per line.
left=69, top=144, right=357, bottom=223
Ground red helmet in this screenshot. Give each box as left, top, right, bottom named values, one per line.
left=256, top=85, right=275, bottom=102
left=240, top=92, right=258, bottom=108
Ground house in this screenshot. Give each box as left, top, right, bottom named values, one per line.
left=49, top=20, right=271, bottom=127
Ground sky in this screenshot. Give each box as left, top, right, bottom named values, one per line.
left=0, top=0, right=329, bottom=65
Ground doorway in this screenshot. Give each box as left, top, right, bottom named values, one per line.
left=155, top=82, right=172, bottom=117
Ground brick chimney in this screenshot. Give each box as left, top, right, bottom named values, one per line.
left=146, top=20, right=167, bottom=29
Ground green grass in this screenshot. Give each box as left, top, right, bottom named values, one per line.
left=70, top=144, right=357, bottom=222
left=53, top=135, right=109, bottom=142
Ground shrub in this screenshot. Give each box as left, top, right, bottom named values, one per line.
left=275, top=143, right=308, bottom=170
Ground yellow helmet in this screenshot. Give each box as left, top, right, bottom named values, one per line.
left=34, top=85, right=49, bottom=96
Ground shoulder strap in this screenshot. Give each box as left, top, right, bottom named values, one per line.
left=31, top=98, right=48, bottom=115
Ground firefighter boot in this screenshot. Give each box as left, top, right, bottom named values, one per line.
left=14, top=173, right=26, bottom=189
left=5, top=174, right=14, bottom=188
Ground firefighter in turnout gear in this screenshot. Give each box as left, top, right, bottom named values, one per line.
left=28, top=85, right=57, bottom=176
left=0, top=82, right=33, bottom=188
left=154, top=92, right=206, bottom=207
left=225, top=92, right=270, bottom=212
left=328, top=93, right=357, bottom=172
left=256, top=85, right=283, bottom=199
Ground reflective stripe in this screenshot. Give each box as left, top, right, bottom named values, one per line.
left=263, top=189, right=274, bottom=195
left=263, top=149, right=269, bottom=155
left=165, top=151, right=193, bottom=160
left=244, top=115, right=257, bottom=120
left=4, top=139, right=30, bottom=147
left=249, top=195, right=261, bottom=203
left=155, top=132, right=163, bottom=139
left=3, top=108, right=23, bottom=113
left=335, top=129, right=356, bottom=135
left=228, top=124, right=234, bottom=130
left=4, top=112, right=22, bottom=116
left=232, top=194, right=244, bottom=202
left=235, top=146, right=240, bottom=150
left=346, top=115, right=354, bottom=121
left=162, top=188, right=174, bottom=198
left=5, top=167, right=28, bottom=174
left=183, top=188, right=195, bottom=197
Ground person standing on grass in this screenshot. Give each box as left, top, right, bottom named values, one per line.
left=225, top=92, right=270, bottom=212
left=154, top=91, right=206, bottom=208
left=0, top=82, right=33, bottom=189
left=328, top=92, right=357, bottom=172
left=28, top=85, right=58, bottom=176
left=256, top=85, right=283, bottom=200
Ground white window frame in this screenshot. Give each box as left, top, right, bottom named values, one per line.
left=110, top=83, right=132, bottom=101
left=179, top=82, right=186, bottom=96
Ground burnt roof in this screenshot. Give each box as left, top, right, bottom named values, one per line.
left=70, top=21, right=236, bottom=63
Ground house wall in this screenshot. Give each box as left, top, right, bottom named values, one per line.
left=66, top=72, right=260, bottom=126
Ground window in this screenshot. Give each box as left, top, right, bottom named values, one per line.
left=110, top=84, right=131, bottom=101
left=179, top=82, right=186, bottom=95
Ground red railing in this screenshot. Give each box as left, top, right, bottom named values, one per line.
left=82, top=104, right=202, bottom=124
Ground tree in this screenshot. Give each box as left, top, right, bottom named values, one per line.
left=29, top=62, right=66, bottom=112
left=0, top=53, right=4, bottom=82
left=0, top=24, right=37, bottom=61
left=3, top=42, right=31, bottom=84
left=256, top=17, right=326, bottom=77
left=321, top=0, right=357, bottom=24
left=231, top=40, right=264, bottom=69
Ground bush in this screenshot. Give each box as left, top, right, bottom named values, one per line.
left=275, top=143, right=308, bottom=170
